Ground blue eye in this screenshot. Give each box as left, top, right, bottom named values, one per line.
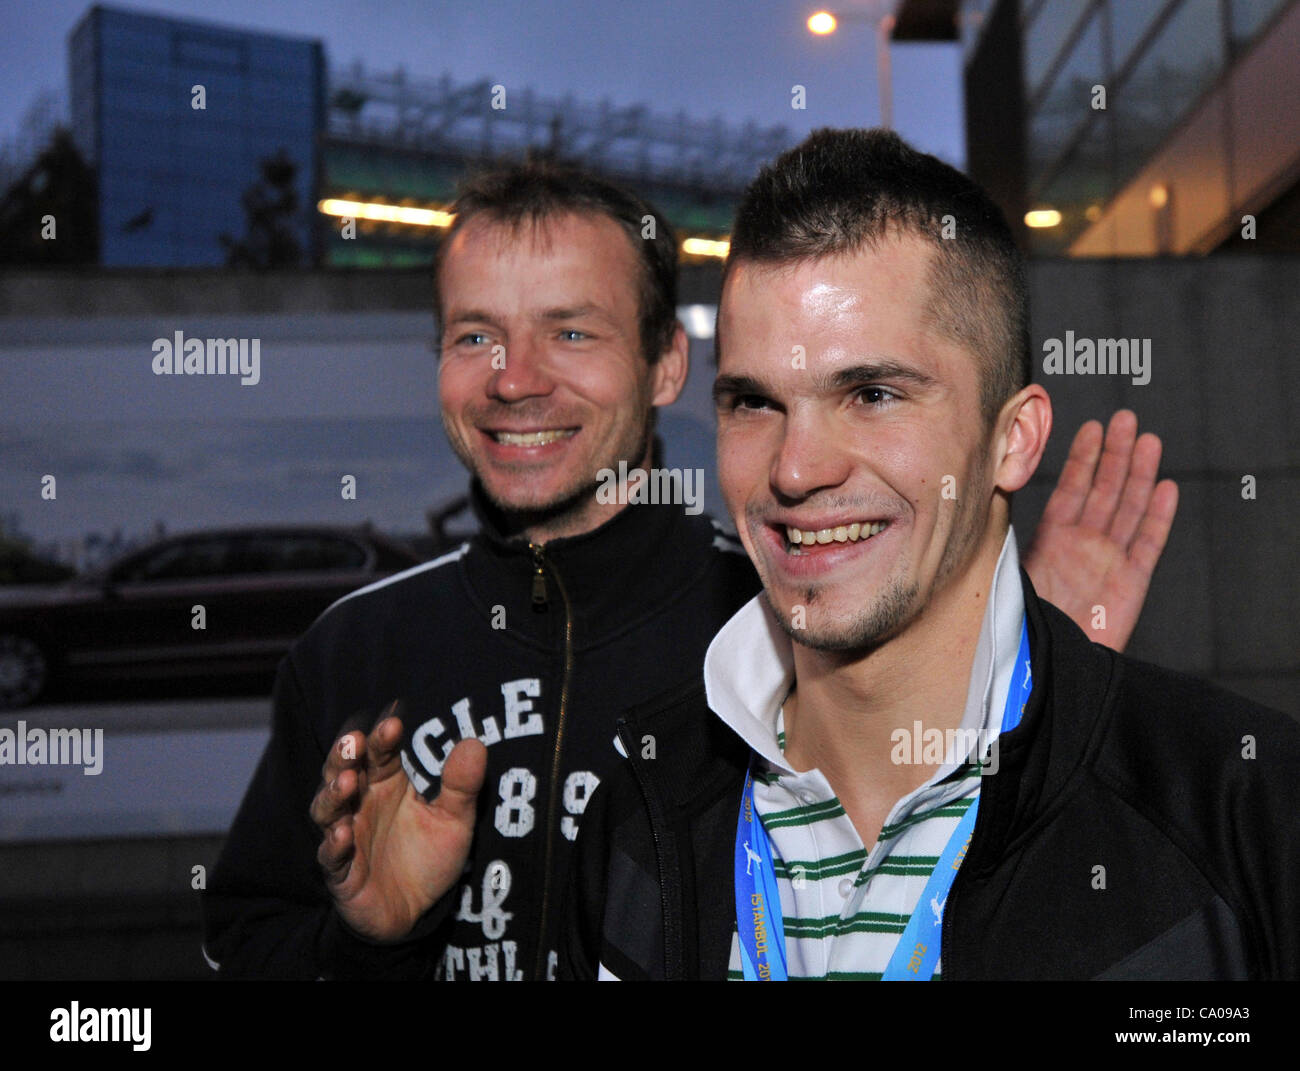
left=457, top=332, right=489, bottom=346
left=559, top=329, right=588, bottom=341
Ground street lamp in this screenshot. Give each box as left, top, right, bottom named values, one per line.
left=808, top=11, right=838, bottom=34
left=807, top=5, right=896, bottom=130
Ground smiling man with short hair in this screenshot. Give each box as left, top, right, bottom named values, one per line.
left=560, top=129, right=1300, bottom=981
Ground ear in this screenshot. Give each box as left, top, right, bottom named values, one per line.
left=994, top=385, right=1052, bottom=493
left=650, top=321, right=690, bottom=407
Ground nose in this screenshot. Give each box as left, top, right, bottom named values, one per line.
left=770, top=406, right=853, bottom=501
left=488, top=335, right=554, bottom=402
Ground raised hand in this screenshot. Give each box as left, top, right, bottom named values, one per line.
left=1023, top=410, right=1179, bottom=652
left=311, top=703, right=487, bottom=942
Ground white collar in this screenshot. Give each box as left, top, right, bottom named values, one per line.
left=703, top=527, right=1026, bottom=777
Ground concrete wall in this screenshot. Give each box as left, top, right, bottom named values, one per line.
left=1012, top=256, right=1299, bottom=718
left=0, top=835, right=222, bottom=980
left=0, top=261, right=724, bottom=316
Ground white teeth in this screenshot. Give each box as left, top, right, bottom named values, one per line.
left=783, top=521, right=888, bottom=549
left=494, top=429, right=576, bottom=446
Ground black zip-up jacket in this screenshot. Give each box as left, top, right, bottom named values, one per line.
left=201, top=482, right=759, bottom=980
left=559, top=571, right=1300, bottom=980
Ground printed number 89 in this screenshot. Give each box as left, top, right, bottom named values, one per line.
left=493, top=768, right=600, bottom=840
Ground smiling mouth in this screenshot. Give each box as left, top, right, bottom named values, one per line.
left=488, top=428, right=578, bottom=446
left=781, top=521, right=889, bottom=555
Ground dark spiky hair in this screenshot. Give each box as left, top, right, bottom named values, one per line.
left=720, top=128, right=1030, bottom=427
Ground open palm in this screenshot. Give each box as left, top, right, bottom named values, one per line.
left=313, top=712, right=486, bottom=942
left=1023, top=410, right=1179, bottom=652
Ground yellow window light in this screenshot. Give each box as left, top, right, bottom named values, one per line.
left=1024, top=209, right=1062, bottom=229
left=318, top=198, right=454, bottom=228
left=682, top=236, right=731, bottom=258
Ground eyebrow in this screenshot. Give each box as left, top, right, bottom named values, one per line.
left=712, top=373, right=767, bottom=406
left=824, top=362, right=936, bottom=391
left=712, top=360, right=936, bottom=406
left=445, top=304, right=614, bottom=328
left=539, top=304, right=604, bottom=322
left=445, top=309, right=500, bottom=328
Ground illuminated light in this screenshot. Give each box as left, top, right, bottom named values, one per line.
left=808, top=11, right=838, bottom=34
left=1148, top=183, right=1169, bottom=209
left=1084, top=204, right=1102, bottom=222
left=1024, top=209, right=1062, bottom=229
left=682, top=236, right=731, bottom=258
left=317, top=198, right=454, bottom=228
left=678, top=303, right=717, bottom=340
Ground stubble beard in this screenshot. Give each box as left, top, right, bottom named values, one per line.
left=760, top=464, right=992, bottom=655
left=765, top=572, right=921, bottom=654
left=442, top=400, right=656, bottom=537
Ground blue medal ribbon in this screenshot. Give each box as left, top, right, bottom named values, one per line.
left=880, top=618, right=1031, bottom=980
left=735, top=618, right=1032, bottom=981
left=734, top=767, right=789, bottom=980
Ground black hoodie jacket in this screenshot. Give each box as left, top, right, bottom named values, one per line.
left=201, top=482, right=759, bottom=980
left=559, top=571, right=1300, bottom=980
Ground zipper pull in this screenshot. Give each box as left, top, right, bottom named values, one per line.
left=529, top=542, right=548, bottom=611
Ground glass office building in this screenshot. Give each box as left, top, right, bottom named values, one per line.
left=69, top=5, right=325, bottom=266
left=901, top=0, right=1298, bottom=255
left=1018, top=0, right=1294, bottom=253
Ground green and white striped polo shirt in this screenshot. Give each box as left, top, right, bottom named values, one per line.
left=703, top=528, right=1026, bottom=980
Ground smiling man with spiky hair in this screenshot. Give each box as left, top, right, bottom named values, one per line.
left=560, top=129, right=1300, bottom=982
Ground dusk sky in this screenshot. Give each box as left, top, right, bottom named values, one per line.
left=1, top=0, right=966, bottom=168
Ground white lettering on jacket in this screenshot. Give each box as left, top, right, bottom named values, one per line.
left=404, top=678, right=544, bottom=784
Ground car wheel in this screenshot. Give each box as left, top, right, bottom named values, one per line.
left=0, top=634, right=48, bottom=708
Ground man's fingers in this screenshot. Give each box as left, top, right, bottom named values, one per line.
left=310, top=766, right=358, bottom=829
left=317, top=816, right=356, bottom=885
left=1040, top=418, right=1103, bottom=527
left=1078, top=409, right=1139, bottom=533
left=431, top=738, right=488, bottom=826
left=1128, top=478, right=1179, bottom=578
left=1108, top=431, right=1164, bottom=551
left=365, top=703, right=407, bottom=782
left=321, top=729, right=366, bottom=784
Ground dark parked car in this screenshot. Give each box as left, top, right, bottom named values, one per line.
left=0, top=525, right=424, bottom=708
